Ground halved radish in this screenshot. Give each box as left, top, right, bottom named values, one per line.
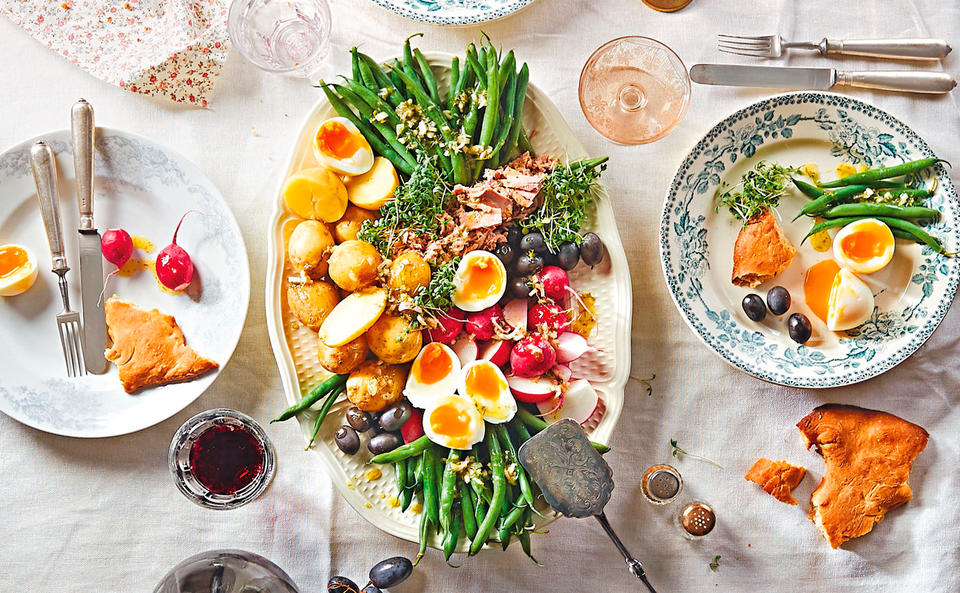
left=506, top=374, right=559, bottom=403
left=502, top=299, right=528, bottom=332
left=480, top=339, right=512, bottom=367
left=451, top=333, right=478, bottom=366
left=555, top=332, right=589, bottom=363
left=553, top=364, right=572, bottom=383
left=537, top=379, right=600, bottom=425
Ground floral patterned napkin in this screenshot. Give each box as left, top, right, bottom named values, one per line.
left=0, top=0, right=229, bottom=107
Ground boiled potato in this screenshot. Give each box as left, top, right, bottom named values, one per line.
left=345, top=156, right=399, bottom=211
left=328, top=240, right=382, bottom=292
left=318, top=286, right=387, bottom=347
left=387, top=251, right=431, bottom=294
left=283, top=167, right=348, bottom=222
left=318, top=334, right=369, bottom=374
left=366, top=314, right=423, bottom=364
left=346, top=359, right=407, bottom=412
left=288, top=220, right=334, bottom=279
left=334, top=204, right=379, bottom=243
left=287, top=280, right=340, bottom=331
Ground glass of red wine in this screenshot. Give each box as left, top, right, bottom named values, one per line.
left=169, top=408, right=276, bottom=510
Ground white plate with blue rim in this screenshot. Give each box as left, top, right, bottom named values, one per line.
left=0, top=128, right=249, bottom=437
left=660, top=92, right=959, bottom=388
left=367, top=0, right=535, bottom=26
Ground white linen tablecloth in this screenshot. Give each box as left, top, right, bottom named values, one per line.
left=2, top=0, right=959, bottom=591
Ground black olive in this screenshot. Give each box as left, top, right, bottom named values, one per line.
left=494, top=242, right=515, bottom=266
left=520, top=232, right=547, bottom=253
left=788, top=313, right=812, bottom=344
left=557, top=242, right=580, bottom=270
left=741, top=294, right=767, bottom=322
left=334, top=426, right=360, bottom=455
left=766, top=286, right=791, bottom=315
left=368, top=432, right=403, bottom=455
left=378, top=401, right=413, bottom=432
left=369, top=556, right=413, bottom=589
left=580, top=232, right=605, bottom=267
left=509, top=276, right=531, bottom=299
left=361, top=586, right=382, bottom=593
left=345, top=406, right=373, bottom=432
left=506, top=225, right=522, bottom=249
left=516, top=253, right=544, bottom=276
left=328, top=576, right=359, bottom=593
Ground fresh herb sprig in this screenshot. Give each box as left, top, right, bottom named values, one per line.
left=670, top=438, right=724, bottom=469
left=413, top=257, right=460, bottom=315
left=715, top=161, right=797, bottom=224
left=519, top=157, right=608, bottom=251
left=709, top=555, right=721, bottom=571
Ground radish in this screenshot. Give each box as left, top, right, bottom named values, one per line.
left=502, top=299, right=528, bottom=332
left=556, top=332, right=590, bottom=363
left=480, top=339, right=512, bottom=367
left=528, top=301, right=568, bottom=332
left=426, top=309, right=463, bottom=344
left=464, top=304, right=503, bottom=341
left=401, top=408, right=424, bottom=443
left=553, top=363, right=572, bottom=383
left=101, top=228, right=133, bottom=269
left=537, top=379, right=600, bottom=425
left=451, top=333, right=479, bottom=366
left=537, top=266, right=570, bottom=301
left=510, top=334, right=557, bottom=378
left=507, top=374, right=560, bottom=403
left=156, top=211, right=197, bottom=291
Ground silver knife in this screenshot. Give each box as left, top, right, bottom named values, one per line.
left=690, top=64, right=957, bottom=94
left=72, top=99, right=108, bottom=374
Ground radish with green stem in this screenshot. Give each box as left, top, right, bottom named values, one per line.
left=156, top=211, right=198, bottom=291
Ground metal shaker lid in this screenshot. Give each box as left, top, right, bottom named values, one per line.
left=680, top=501, right=716, bottom=537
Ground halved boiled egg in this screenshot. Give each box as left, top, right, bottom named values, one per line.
left=422, top=394, right=485, bottom=450
left=826, top=268, right=875, bottom=331
left=452, top=250, right=506, bottom=312
left=313, top=117, right=374, bottom=176
left=833, top=218, right=895, bottom=274
left=404, top=342, right=461, bottom=409
left=460, top=359, right=516, bottom=424
left=0, top=244, right=38, bottom=296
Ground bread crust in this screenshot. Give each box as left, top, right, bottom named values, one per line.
left=731, top=209, right=797, bottom=287
left=745, top=458, right=806, bottom=505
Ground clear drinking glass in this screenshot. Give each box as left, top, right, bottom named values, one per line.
left=153, top=550, right=300, bottom=593
left=227, top=0, right=332, bottom=79
left=579, top=36, right=691, bottom=145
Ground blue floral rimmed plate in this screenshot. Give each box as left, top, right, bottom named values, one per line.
left=367, top=0, right=535, bottom=26
left=660, top=92, right=959, bottom=388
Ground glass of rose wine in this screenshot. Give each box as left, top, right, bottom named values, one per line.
left=579, top=36, right=691, bottom=145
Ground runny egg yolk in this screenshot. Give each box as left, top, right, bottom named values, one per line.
left=464, top=363, right=506, bottom=402
left=316, top=120, right=365, bottom=160
left=803, top=259, right=841, bottom=323
left=839, top=229, right=886, bottom=262
left=412, top=343, right=452, bottom=385
left=458, top=256, right=503, bottom=301
left=0, top=245, right=28, bottom=279
left=429, top=403, right=472, bottom=449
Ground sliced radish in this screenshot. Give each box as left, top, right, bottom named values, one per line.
left=451, top=334, right=478, bottom=366
left=580, top=397, right=606, bottom=432
left=555, top=332, right=589, bottom=363
left=502, top=299, right=528, bottom=332
left=480, top=339, right=512, bottom=367
left=506, top=374, right=559, bottom=403
left=537, top=379, right=600, bottom=425
left=553, top=364, right=572, bottom=383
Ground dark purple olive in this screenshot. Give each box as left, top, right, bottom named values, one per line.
left=346, top=406, right=373, bottom=432
left=741, top=294, right=766, bottom=322
left=378, top=401, right=413, bottom=432
left=516, top=253, right=544, bottom=276
left=368, top=432, right=403, bottom=455
left=557, top=242, right=580, bottom=270
left=580, top=232, right=605, bottom=267
left=334, top=425, right=360, bottom=455
left=766, top=286, right=791, bottom=315
left=369, top=556, right=413, bottom=589
left=494, top=242, right=516, bottom=266
left=506, top=225, right=522, bottom=249
left=361, top=585, right=382, bottom=593
left=520, top=231, right=547, bottom=253
left=509, top=276, right=531, bottom=299
left=541, top=249, right=558, bottom=268
left=328, top=576, right=359, bottom=593
left=788, top=313, right=812, bottom=344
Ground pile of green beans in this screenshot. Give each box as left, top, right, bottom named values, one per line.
left=794, top=157, right=952, bottom=255
left=271, top=373, right=349, bottom=448
left=317, top=36, right=533, bottom=186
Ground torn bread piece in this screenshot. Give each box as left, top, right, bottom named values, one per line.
left=104, top=296, right=218, bottom=394
left=745, top=458, right=807, bottom=505
left=731, top=209, right=797, bottom=288
left=797, top=404, right=928, bottom=549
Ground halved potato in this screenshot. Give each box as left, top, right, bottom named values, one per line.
left=317, top=286, right=387, bottom=347
left=288, top=220, right=334, bottom=279
left=283, top=167, right=348, bottom=222
left=345, top=156, right=399, bottom=211
left=334, top=204, right=379, bottom=243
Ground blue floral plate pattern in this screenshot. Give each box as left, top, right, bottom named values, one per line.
left=367, top=0, right=534, bottom=26
left=660, top=92, right=959, bottom=387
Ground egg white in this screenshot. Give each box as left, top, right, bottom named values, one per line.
left=313, top=116, right=375, bottom=176
left=404, top=343, right=461, bottom=409
left=827, top=268, right=875, bottom=331
left=0, top=245, right=39, bottom=297
left=451, top=250, right=507, bottom=312
left=422, top=394, right=485, bottom=450
left=833, top=218, right=895, bottom=274
left=460, top=359, right=516, bottom=424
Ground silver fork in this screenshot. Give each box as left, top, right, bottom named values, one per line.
left=30, top=142, right=86, bottom=377
left=717, top=34, right=951, bottom=61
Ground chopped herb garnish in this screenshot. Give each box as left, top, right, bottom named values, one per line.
left=413, top=257, right=460, bottom=316
left=715, top=161, right=797, bottom=224
left=629, top=373, right=656, bottom=396
left=709, top=555, right=721, bottom=571
left=520, top=157, right=607, bottom=251
left=670, top=438, right=724, bottom=469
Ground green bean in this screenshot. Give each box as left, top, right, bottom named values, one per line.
left=333, top=84, right=418, bottom=170
left=395, top=458, right=408, bottom=492
left=406, top=453, right=418, bottom=487
left=466, top=44, right=487, bottom=89
left=793, top=178, right=824, bottom=199
left=499, top=62, right=528, bottom=167
left=402, top=34, right=428, bottom=98
left=495, top=425, right=534, bottom=509
left=422, top=446, right=440, bottom=529
left=413, top=48, right=441, bottom=105
left=870, top=180, right=908, bottom=189
left=454, top=57, right=475, bottom=101
left=356, top=55, right=379, bottom=92
left=793, top=185, right=870, bottom=220
left=357, top=53, right=398, bottom=101
left=518, top=126, right=535, bottom=155
left=875, top=188, right=934, bottom=200
left=343, top=79, right=401, bottom=125
left=821, top=203, right=940, bottom=220
left=439, top=450, right=460, bottom=533
left=472, top=47, right=501, bottom=175
left=389, top=59, right=406, bottom=100
left=474, top=492, right=487, bottom=527
left=458, top=481, right=478, bottom=541
left=819, top=157, right=943, bottom=188
left=306, top=384, right=345, bottom=448
left=877, top=217, right=954, bottom=255
left=414, top=453, right=425, bottom=485
left=415, top=505, right=430, bottom=565
left=470, top=430, right=505, bottom=555
left=497, top=50, right=515, bottom=87
left=518, top=526, right=541, bottom=566
left=443, top=498, right=461, bottom=565
left=802, top=217, right=862, bottom=243
left=516, top=406, right=548, bottom=432
left=448, top=56, right=460, bottom=107
left=400, top=487, right=413, bottom=512
left=369, top=435, right=432, bottom=464
left=272, top=373, right=348, bottom=422
left=350, top=47, right=362, bottom=84
left=487, top=66, right=516, bottom=167
left=500, top=502, right=526, bottom=533
left=464, top=94, right=481, bottom=141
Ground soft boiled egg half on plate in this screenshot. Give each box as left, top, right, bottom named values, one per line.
left=405, top=342, right=461, bottom=409
left=460, top=360, right=516, bottom=424
left=422, top=394, right=485, bottom=450
left=452, top=250, right=507, bottom=312
left=0, top=244, right=39, bottom=297
left=313, top=117, right=374, bottom=176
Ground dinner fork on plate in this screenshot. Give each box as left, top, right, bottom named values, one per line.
left=717, top=34, right=951, bottom=61
left=29, top=142, right=86, bottom=377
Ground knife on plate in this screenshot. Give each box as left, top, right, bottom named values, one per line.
left=690, top=64, right=957, bottom=94
left=72, top=99, right=109, bottom=374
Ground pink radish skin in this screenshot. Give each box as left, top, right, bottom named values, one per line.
left=502, top=299, right=528, bottom=332
left=156, top=212, right=197, bottom=291
left=537, top=379, right=600, bottom=425
left=426, top=309, right=464, bottom=344
left=101, top=228, right=133, bottom=268
left=510, top=334, right=557, bottom=378
left=464, top=304, right=504, bottom=341
left=537, top=266, right=570, bottom=301
left=451, top=334, right=479, bottom=366
left=553, top=364, right=572, bottom=383
left=480, top=339, right=512, bottom=367
left=528, top=302, right=569, bottom=332
left=556, top=332, right=590, bottom=363
left=506, top=374, right=559, bottom=403
left=401, top=409, right=424, bottom=443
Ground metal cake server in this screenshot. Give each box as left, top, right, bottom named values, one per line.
left=518, top=419, right=660, bottom=593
